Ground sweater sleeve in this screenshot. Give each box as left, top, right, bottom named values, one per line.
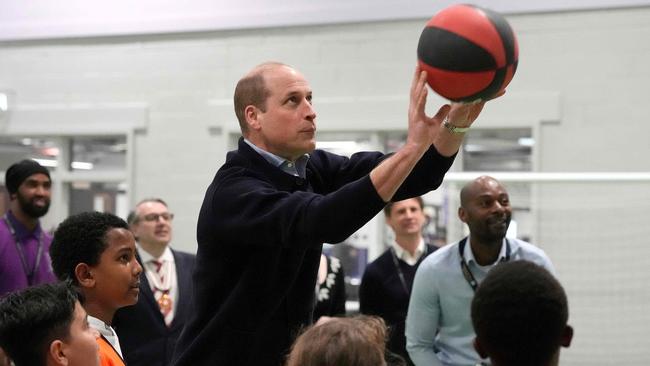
left=203, top=145, right=455, bottom=249
left=204, top=153, right=387, bottom=248
left=391, top=144, right=457, bottom=202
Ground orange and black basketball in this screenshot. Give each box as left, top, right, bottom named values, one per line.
left=417, top=4, right=518, bottom=102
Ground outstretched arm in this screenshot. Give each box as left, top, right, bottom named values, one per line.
left=370, top=66, right=489, bottom=202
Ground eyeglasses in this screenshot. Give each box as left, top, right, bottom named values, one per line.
left=141, top=213, right=174, bottom=222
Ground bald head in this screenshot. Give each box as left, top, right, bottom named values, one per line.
left=233, top=62, right=293, bottom=135
left=460, top=176, right=505, bottom=208
left=458, top=175, right=512, bottom=244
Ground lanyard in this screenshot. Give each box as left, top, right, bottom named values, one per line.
left=458, top=237, right=510, bottom=292
left=389, top=244, right=428, bottom=296
left=2, top=214, right=45, bottom=286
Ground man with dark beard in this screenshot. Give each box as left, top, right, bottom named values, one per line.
left=405, top=176, right=555, bottom=366
left=0, top=159, right=56, bottom=297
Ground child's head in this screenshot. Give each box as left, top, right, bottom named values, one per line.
left=0, top=282, right=100, bottom=366
left=50, top=212, right=142, bottom=316
left=471, top=261, right=573, bottom=366
left=286, top=315, right=388, bottom=366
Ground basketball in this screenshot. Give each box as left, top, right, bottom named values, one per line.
left=417, top=4, right=518, bottom=102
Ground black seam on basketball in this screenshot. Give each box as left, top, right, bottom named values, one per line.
left=417, top=27, right=497, bottom=72
left=476, top=6, right=517, bottom=65
left=459, top=67, right=507, bottom=102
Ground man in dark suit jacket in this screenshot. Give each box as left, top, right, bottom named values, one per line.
left=113, top=198, right=196, bottom=366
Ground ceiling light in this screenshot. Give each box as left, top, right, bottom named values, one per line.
left=32, top=158, right=94, bottom=170
left=517, top=137, right=535, bottom=147
left=0, top=93, right=7, bottom=112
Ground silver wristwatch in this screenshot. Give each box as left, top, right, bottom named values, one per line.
left=442, top=118, right=471, bottom=134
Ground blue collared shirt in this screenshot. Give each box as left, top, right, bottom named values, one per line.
left=243, top=138, right=310, bottom=178
left=405, top=237, right=555, bottom=366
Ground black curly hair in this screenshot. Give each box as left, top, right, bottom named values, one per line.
left=471, top=261, right=568, bottom=366
left=50, top=211, right=130, bottom=285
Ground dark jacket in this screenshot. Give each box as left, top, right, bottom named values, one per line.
left=359, top=244, right=437, bottom=365
left=172, top=138, right=454, bottom=366
left=113, top=249, right=196, bottom=366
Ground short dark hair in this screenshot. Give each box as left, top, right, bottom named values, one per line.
left=233, top=62, right=288, bottom=134
left=0, top=282, right=79, bottom=366
left=383, top=196, right=424, bottom=216
left=129, top=197, right=168, bottom=224
left=233, top=73, right=268, bottom=134
left=471, top=261, right=569, bottom=366
left=50, top=211, right=130, bottom=285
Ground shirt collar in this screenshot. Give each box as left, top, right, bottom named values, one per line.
left=137, top=244, right=174, bottom=264
left=391, top=239, right=426, bottom=265
left=88, top=315, right=116, bottom=338
left=4, top=210, right=43, bottom=240
left=243, top=138, right=310, bottom=178
left=88, top=315, right=122, bottom=357
left=464, top=236, right=509, bottom=266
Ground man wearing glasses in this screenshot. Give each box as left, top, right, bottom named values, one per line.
left=112, top=198, right=196, bottom=366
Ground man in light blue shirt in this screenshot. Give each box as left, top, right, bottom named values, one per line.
left=406, top=176, right=554, bottom=366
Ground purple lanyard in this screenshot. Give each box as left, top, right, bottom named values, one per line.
left=3, top=214, right=45, bottom=285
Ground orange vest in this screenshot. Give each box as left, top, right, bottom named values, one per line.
left=97, top=336, right=126, bottom=366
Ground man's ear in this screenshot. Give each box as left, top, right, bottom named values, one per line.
left=473, top=337, right=488, bottom=359
left=244, top=105, right=261, bottom=131
left=49, top=339, right=68, bottom=366
left=458, top=207, right=467, bottom=223
left=74, top=263, right=95, bottom=288
left=560, top=325, right=574, bottom=348
left=129, top=224, right=140, bottom=241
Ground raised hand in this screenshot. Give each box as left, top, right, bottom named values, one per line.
left=406, top=66, right=451, bottom=151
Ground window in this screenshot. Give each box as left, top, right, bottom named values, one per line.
left=0, top=135, right=129, bottom=227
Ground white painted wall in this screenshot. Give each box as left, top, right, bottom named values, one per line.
left=3, top=6, right=649, bottom=246
left=1, top=6, right=650, bottom=364
left=3, top=0, right=650, bottom=40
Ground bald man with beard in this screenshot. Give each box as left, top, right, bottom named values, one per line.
left=406, top=176, right=555, bottom=366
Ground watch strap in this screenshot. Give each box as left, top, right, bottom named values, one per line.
left=443, top=117, right=471, bottom=134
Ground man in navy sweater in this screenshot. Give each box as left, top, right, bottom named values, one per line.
left=172, top=61, right=494, bottom=366
left=360, top=197, right=437, bottom=365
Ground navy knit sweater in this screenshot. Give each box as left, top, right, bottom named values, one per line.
left=172, top=138, right=454, bottom=366
left=359, top=245, right=437, bottom=365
